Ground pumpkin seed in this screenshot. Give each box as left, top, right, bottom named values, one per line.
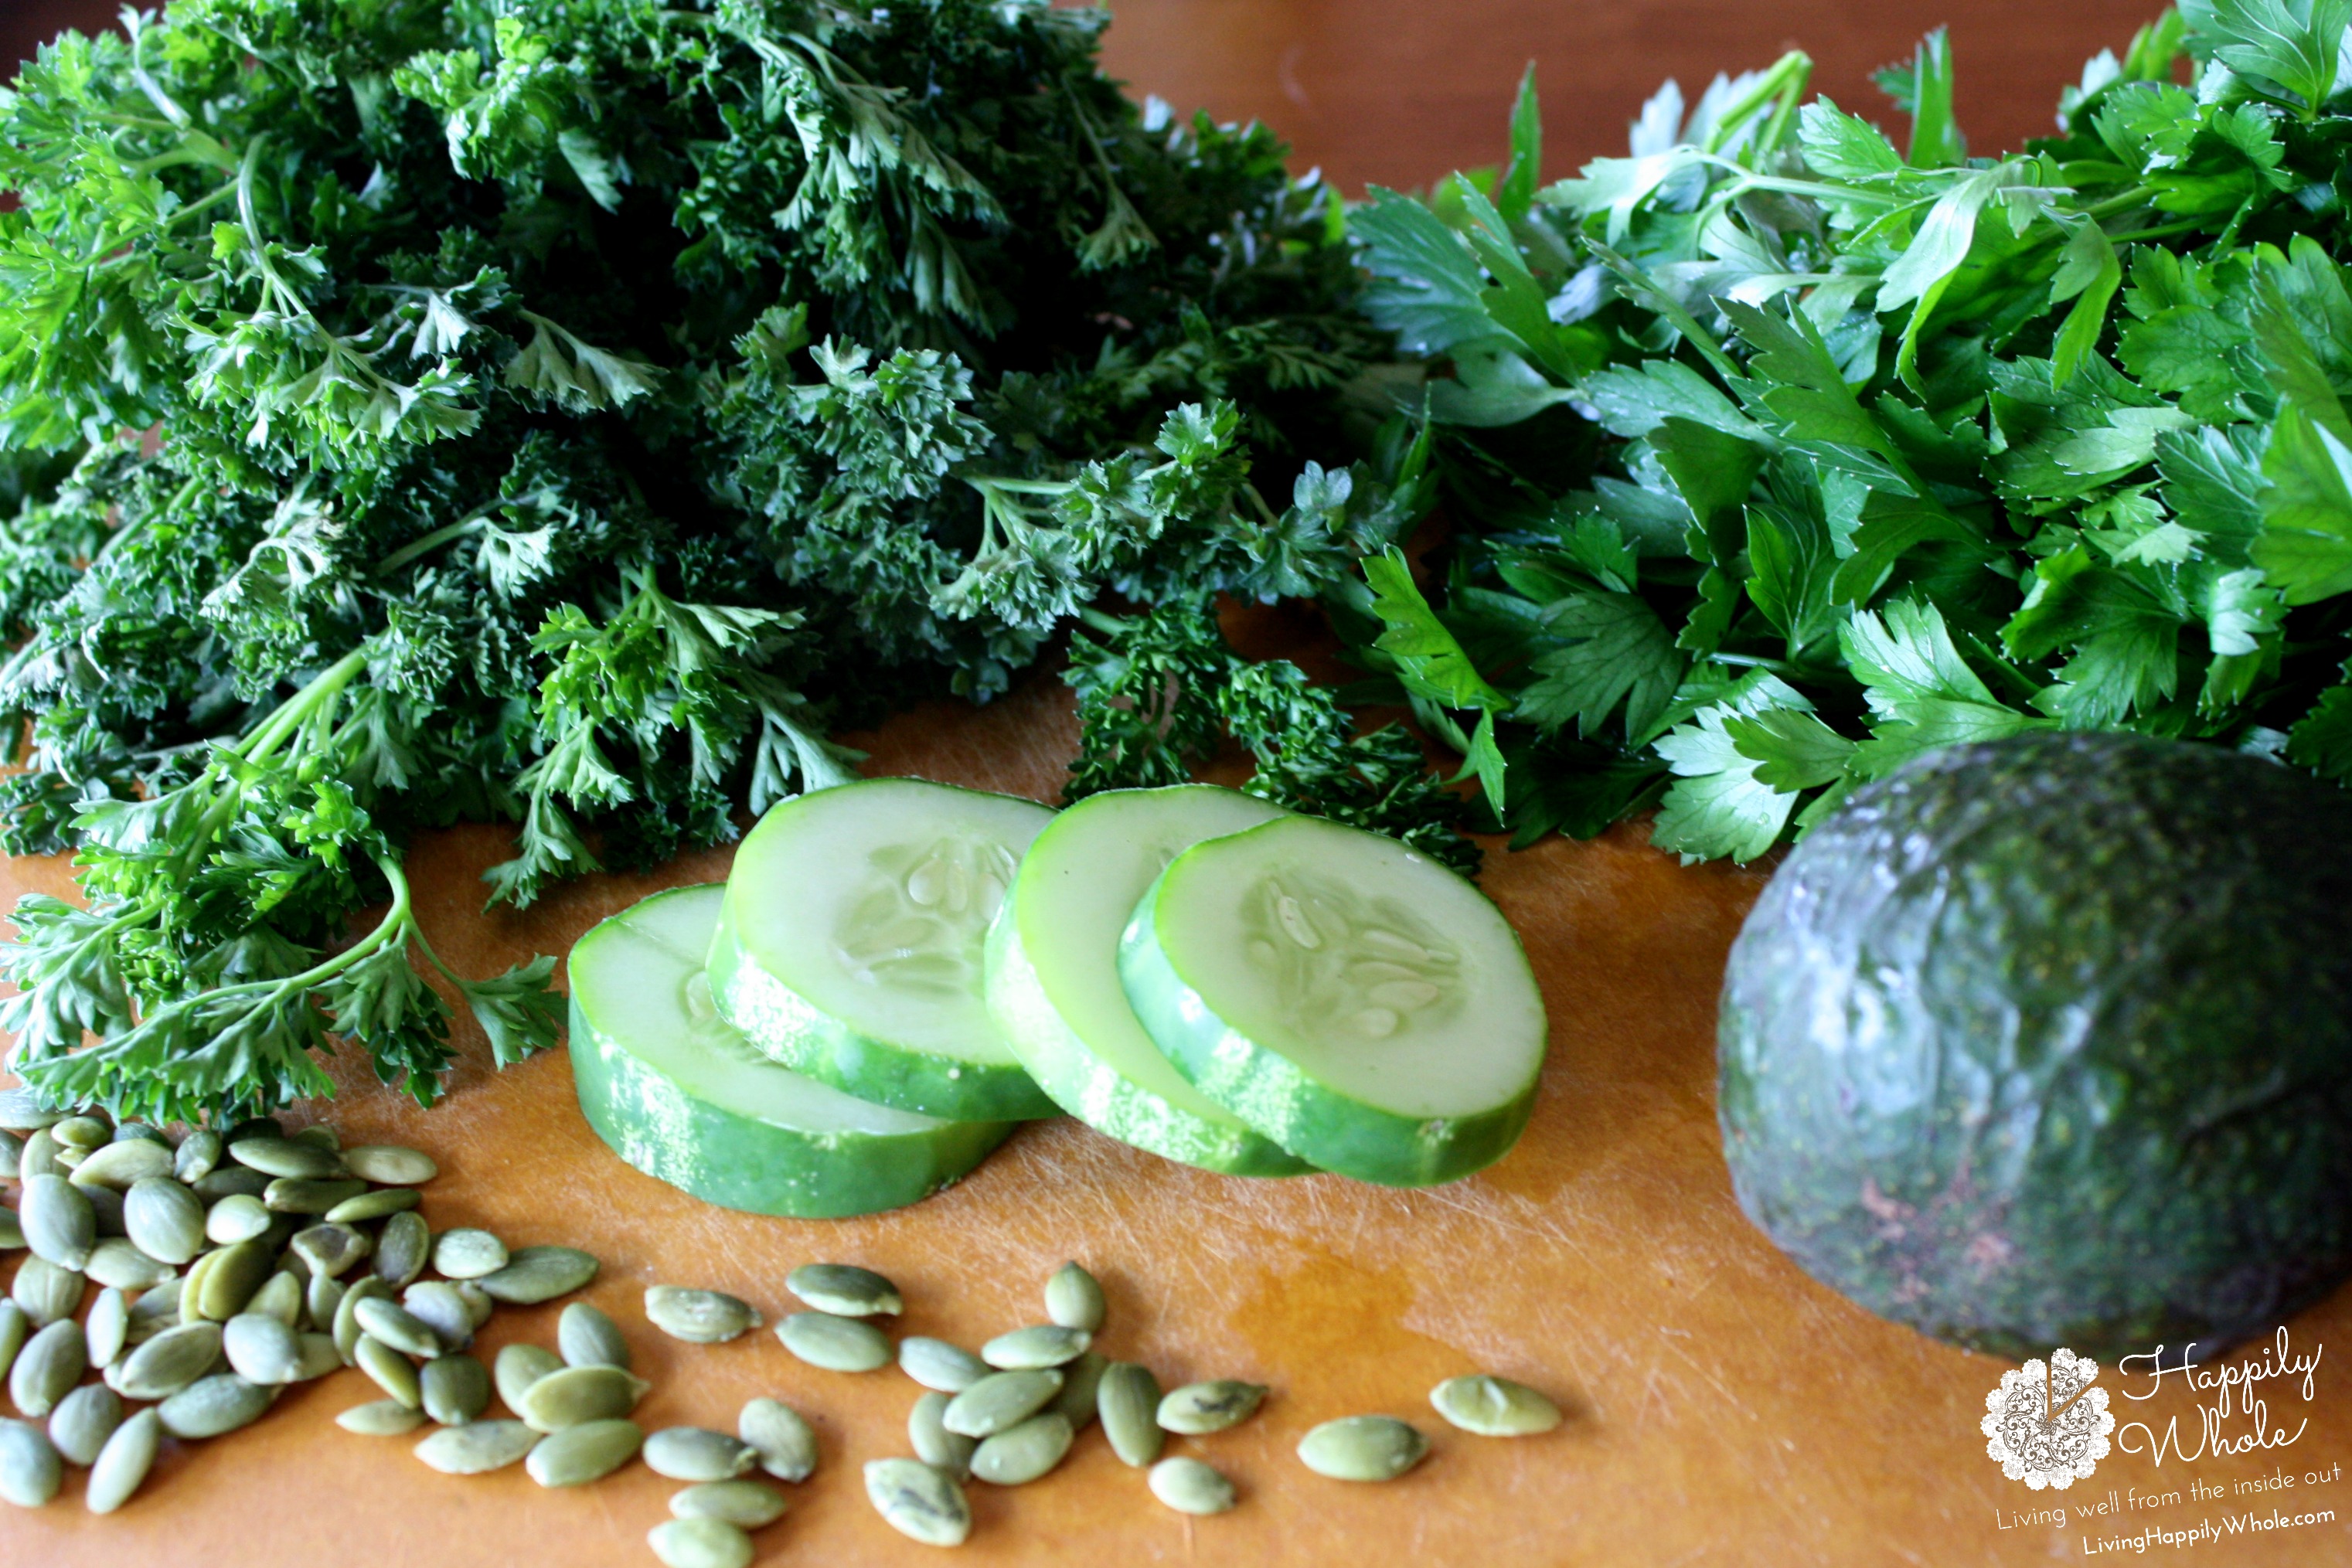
left=9, top=1319, right=85, bottom=1417
left=307, top=1270, right=345, bottom=1332
left=648, top=1516, right=754, bottom=1568
left=785, top=1262, right=901, bottom=1317
left=48, top=1383, right=124, bottom=1466
left=1296, top=1415, right=1428, bottom=1481
left=777, top=1311, right=891, bottom=1372
left=82, top=1286, right=128, bottom=1369
left=203, top=1193, right=271, bottom=1247
left=0, top=1129, right=19, bottom=1180
left=123, top=1177, right=205, bottom=1265
left=669, top=1479, right=789, bottom=1528
left=401, top=1282, right=473, bottom=1351
left=738, top=1398, right=818, bottom=1483
left=127, top=1277, right=182, bottom=1334
left=11, top=1256, right=83, bottom=1327
left=0, top=1089, right=64, bottom=1131
left=909, top=1391, right=975, bottom=1481
left=644, top=1285, right=761, bottom=1345
left=189, top=1237, right=273, bottom=1321
left=374, top=1209, right=430, bottom=1289
left=114, top=1121, right=168, bottom=1145
left=19, top=1129, right=61, bottom=1182
left=416, top=1418, right=537, bottom=1474
left=517, top=1364, right=650, bottom=1432
left=645, top=1426, right=759, bottom=1482
left=1044, top=1261, right=1106, bottom=1332
left=423, top=1352, right=492, bottom=1426
left=970, top=1411, right=1072, bottom=1486
left=290, top=1222, right=370, bottom=1278
left=323, top=1187, right=419, bottom=1224
left=477, top=1245, right=598, bottom=1304
left=157, top=1372, right=274, bottom=1439
left=52, top=1146, right=85, bottom=1171
left=227, top=1136, right=343, bottom=1180
left=20, top=1174, right=95, bottom=1269
left=289, top=1123, right=340, bottom=1151
left=545, top=1301, right=625, bottom=1372
left=0, top=1304, right=25, bottom=1384
left=223, top=1116, right=284, bottom=1145
left=264, top=1176, right=365, bottom=1214
left=1052, top=1350, right=1106, bottom=1430
left=525, top=1417, right=642, bottom=1487
left=0, top=1418, right=62, bottom=1508
left=455, top=1280, right=494, bottom=1328
left=941, top=1369, right=1064, bottom=1439
left=341, top=1144, right=437, bottom=1185
left=1149, top=1456, right=1237, bottom=1515
left=85, top=1236, right=175, bottom=1291
left=291, top=1332, right=342, bottom=1381
left=0, top=1206, right=18, bottom=1248
left=191, top=1165, right=269, bottom=1201
left=86, top=1407, right=161, bottom=1513
left=51, top=1115, right=109, bottom=1150
left=431, top=1227, right=508, bottom=1280
left=1429, top=1374, right=1562, bottom=1436
left=900, top=1335, right=989, bottom=1393
left=982, top=1323, right=1090, bottom=1370
left=334, top=1275, right=390, bottom=1365
left=356, top=1335, right=422, bottom=1408
left=1157, top=1379, right=1268, bottom=1434
left=355, top=1296, right=444, bottom=1359
left=83, top=1184, right=127, bottom=1239
left=174, top=1129, right=223, bottom=1184
left=863, top=1457, right=970, bottom=1547
left=1098, top=1362, right=1164, bottom=1467
left=495, top=1342, right=564, bottom=1413
left=223, top=1312, right=305, bottom=1383
left=66, top=1138, right=173, bottom=1191
left=115, top=1321, right=223, bottom=1400
left=337, top=1400, right=427, bottom=1437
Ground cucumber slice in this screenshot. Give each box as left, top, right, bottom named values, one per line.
left=569, top=885, right=1013, bottom=1218
left=710, top=778, right=1060, bottom=1121
left=1118, top=815, right=1546, bottom=1186
left=986, top=787, right=1310, bottom=1177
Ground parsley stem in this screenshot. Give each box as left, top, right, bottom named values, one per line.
left=374, top=508, right=495, bottom=577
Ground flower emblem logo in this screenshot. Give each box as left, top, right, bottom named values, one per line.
left=1982, top=1348, right=2114, bottom=1490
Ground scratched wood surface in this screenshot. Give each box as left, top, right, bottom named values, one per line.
left=5, top=3, right=2351, bottom=1565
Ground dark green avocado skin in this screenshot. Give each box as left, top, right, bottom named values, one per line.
left=1718, top=732, right=2352, bottom=1361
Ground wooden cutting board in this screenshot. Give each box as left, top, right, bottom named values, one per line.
left=3, top=663, right=2348, bottom=1566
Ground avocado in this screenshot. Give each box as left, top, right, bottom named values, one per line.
left=1717, top=731, right=2352, bottom=1361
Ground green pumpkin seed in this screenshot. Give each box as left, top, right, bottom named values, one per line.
left=1098, top=1362, right=1164, bottom=1467
left=778, top=1311, right=891, bottom=1373
left=431, top=1227, right=507, bottom=1280
left=0, top=1089, right=64, bottom=1132
left=290, top=1222, right=370, bottom=1278
left=307, top=1270, right=345, bottom=1332
left=114, top=1121, right=168, bottom=1145
left=517, top=1364, right=650, bottom=1433
left=18, top=1127, right=60, bottom=1180
left=909, top=1391, right=975, bottom=1481
left=1052, top=1350, right=1106, bottom=1430
left=355, top=1296, right=444, bottom=1359
left=203, top=1193, right=272, bottom=1247
left=401, top=1282, right=473, bottom=1351
left=899, top=1336, right=989, bottom=1393
left=645, top=1426, right=759, bottom=1482
left=227, top=1136, right=343, bottom=1180
left=51, top=1115, right=109, bottom=1150
left=648, top=1516, right=754, bottom=1568
left=83, top=1184, right=127, bottom=1240
left=223, top=1116, right=284, bottom=1145
left=1149, top=1456, right=1237, bottom=1515
left=174, top=1129, right=223, bottom=1184
left=1157, top=1379, right=1268, bottom=1435
left=0, top=1208, right=19, bottom=1250
left=123, top=1177, right=205, bottom=1265
left=0, top=1304, right=26, bottom=1385
left=526, top=1417, right=642, bottom=1487
left=341, top=1144, right=437, bottom=1185
left=83, top=1286, right=129, bottom=1369
left=158, top=1372, right=274, bottom=1439
left=864, top=1457, right=970, bottom=1548
left=9, top=1319, right=86, bottom=1417
left=264, top=1176, right=366, bottom=1215
left=0, top=1129, right=19, bottom=1180
left=86, top=1407, right=161, bottom=1513
left=337, top=1399, right=428, bottom=1437
left=669, top=1478, right=789, bottom=1528
left=20, top=1174, right=95, bottom=1270
left=291, top=1332, right=342, bottom=1381
left=0, top=1418, right=62, bottom=1508
left=289, top=1123, right=340, bottom=1151
left=1296, top=1415, right=1428, bottom=1481
left=115, top=1321, right=223, bottom=1400
left=785, top=1262, right=900, bottom=1317
left=189, top=1237, right=273, bottom=1321
left=941, top=1369, right=1063, bottom=1439
left=85, top=1236, right=175, bottom=1291
left=191, top=1165, right=269, bottom=1201
left=423, top=1353, right=492, bottom=1426
left=455, top=1280, right=494, bottom=1328
left=495, top=1342, right=564, bottom=1413
left=66, top=1138, right=173, bottom=1192
left=128, top=1277, right=182, bottom=1332
left=356, top=1335, right=422, bottom=1408
left=970, top=1411, right=1072, bottom=1486
left=415, top=1418, right=536, bottom=1474
left=477, top=1245, right=598, bottom=1304
left=334, top=1276, right=390, bottom=1365
left=243, top=1261, right=301, bottom=1326
left=1428, top=1374, right=1562, bottom=1436
left=738, top=1398, right=818, bottom=1483
left=982, top=1323, right=1089, bottom=1370
left=1044, top=1261, right=1106, bottom=1332
left=550, top=1301, right=627, bottom=1371
left=323, top=1186, right=420, bottom=1224
left=644, top=1285, right=761, bottom=1345
left=48, top=1383, right=123, bottom=1466
left=11, top=1256, right=83, bottom=1327
left=223, top=1312, right=305, bottom=1383
left=373, top=1209, right=430, bottom=1289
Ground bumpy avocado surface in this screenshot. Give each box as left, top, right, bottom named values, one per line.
left=1718, top=732, right=2352, bottom=1361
